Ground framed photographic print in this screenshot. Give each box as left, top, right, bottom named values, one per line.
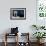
left=10, top=8, right=26, bottom=20
left=36, top=0, right=46, bottom=26
left=37, top=0, right=46, bottom=19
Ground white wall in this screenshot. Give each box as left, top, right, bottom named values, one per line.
left=0, top=0, right=37, bottom=42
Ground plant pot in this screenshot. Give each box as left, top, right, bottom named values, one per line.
left=40, top=38, right=45, bottom=43
left=37, top=39, right=45, bottom=44
left=37, top=39, right=40, bottom=43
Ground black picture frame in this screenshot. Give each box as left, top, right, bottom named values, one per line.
left=10, top=8, right=26, bottom=20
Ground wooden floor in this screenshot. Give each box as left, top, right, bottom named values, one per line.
left=0, top=42, right=46, bottom=46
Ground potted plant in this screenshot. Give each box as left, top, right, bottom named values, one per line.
left=40, top=26, right=45, bottom=29
left=32, top=24, right=45, bottom=30
left=32, top=25, right=39, bottom=30
left=33, top=32, right=46, bottom=43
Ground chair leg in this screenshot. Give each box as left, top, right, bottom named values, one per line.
left=4, top=33, right=7, bottom=46
left=4, top=41, right=7, bottom=46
